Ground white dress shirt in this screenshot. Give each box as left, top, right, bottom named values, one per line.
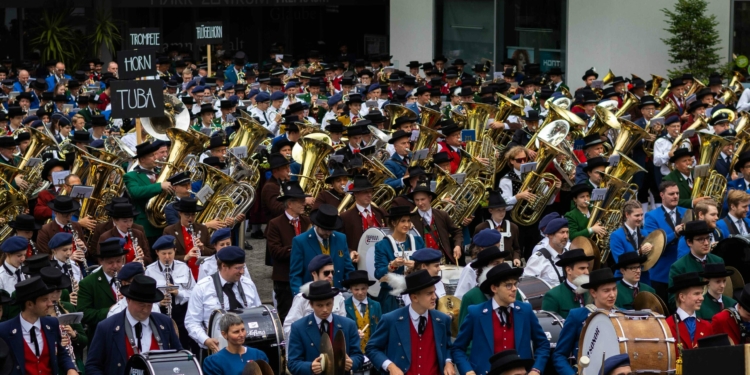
left=454, top=262, right=478, bottom=299
left=653, top=136, right=674, bottom=176
left=0, top=261, right=25, bottom=294
left=283, top=291, right=346, bottom=339
left=185, top=274, right=262, bottom=348
left=126, top=308, right=153, bottom=353
left=728, top=212, right=749, bottom=235
left=523, top=247, right=565, bottom=287
left=20, top=315, right=44, bottom=356
left=499, top=169, right=523, bottom=208
left=108, top=297, right=160, bottom=318
left=197, top=255, right=252, bottom=282
left=145, top=260, right=194, bottom=305
left=675, top=307, right=697, bottom=322
left=417, top=208, right=433, bottom=225
left=53, top=258, right=83, bottom=283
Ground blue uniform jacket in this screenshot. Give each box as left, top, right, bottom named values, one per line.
left=85, top=310, right=182, bottom=375
left=45, top=75, right=72, bottom=92
left=716, top=215, right=750, bottom=238
left=552, top=307, right=591, bottom=375
left=373, top=236, right=425, bottom=313
left=609, top=227, right=651, bottom=285
left=642, top=206, right=687, bottom=284
left=384, top=152, right=409, bottom=189
left=224, top=69, right=242, bottom=85
left=452, top=300, right=550, bottom=375
left=715, top=155, right=731, bottom=181
left=366, top=307, right=453, bottom=374
left=0, top=315, right=76, bottom=375
left=724, top=178, right=750, bottom=218
left=165, top=201, right=180, bottom=226
left=344, top=296, right=382, bottom=334
left=405, top=102, right=422, bottom=124
left=287, top=314, right=363, bottom=375
left=290, top=228, right=355, bottom=294
left=574, top=162, right=589, bottom=185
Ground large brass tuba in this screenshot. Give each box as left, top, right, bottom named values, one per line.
left=684, top=78, right=706, bottom=99
left=0, top=164, right=28, bottom=243
left=494, top=93, right=524, bottom=123
left=417, top=105, right=443, bottom=129
left=433, top=150, right=488, bottom=226
left=195, top=162, right=255, bottom=227
left=643, top=100, right=677, bottom=156
left=410, top=125, right=442, bottom=168
left=587, top=105, right=621, bottom=141
left=614, top=91, right=640, bottom=118
left=510, top=139, right=564, bottom=225
left=16, top=127, right=57, bottom=198
left=462, top=103, right=499, bottom=141
left=229, top=117, right=273, bottom=187
left=291, top=133, right=334, bottom=199
left=611, top=118, right=650, bottom=156
left=649, top=74, right=666, bottom=97
left=337, top=155, right=396, bottom=213
left=145, top=128, right=211, bottom=228
left=140, top=94, right=191, bottom=141
left=730, top=111, right=750, bottom=172
left=77, top=154, right=126, bottom=246
left=384, top=104, right=417, bottom=128
left=691, top=131, right=730, bottom=205
left=670, top=116, right=708, bottom=154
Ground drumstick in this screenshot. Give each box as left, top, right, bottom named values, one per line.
left=361, top=324, right=369, bottom=332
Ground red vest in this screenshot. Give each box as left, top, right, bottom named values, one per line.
left=124, top=333, right=160, bottom=359
left=438, top=142, right=461, bottom=174
left=121, top=232, right=135, bottom=263
left=492, top=309, right=515, bottom=353
left=406, top=317, right=439, bottom=375
left=182, top=226, right=199, bottom=280
left=23, top=330, right=51, bottom=375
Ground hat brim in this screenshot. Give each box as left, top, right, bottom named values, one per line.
left=309, top=210, right=343, bottom=231
left=555, top=255, right=596, bottom=268
left=174, top=204, right=206, bottom=213
left=276, top=193, right=311, bottom=201
left=97, top=248, right=128, bottom=258
left=120, top=285, right=165, bottom=303
left=581, top=276, right=621, bottom=290
left=109, top=208, right=141, bottom=218
left=700, top=269, right=735, bottom=279
left=480, top=268, right=524, bottom=294
left=269, top=159, right=292, bottom=170
left=583, top=160, right=609, bottom=173
left=12, top=286, right=52, bottom=306
left=7, top=221, right=42, bottom=231
left=488, top=358, right=535, bottom=375
left=325, top=173, right=349, bottom=184
left=669, top=152, right=693, bottom=163
left=668, top=279, right=709, bottom=293
left=407, top=189, right=437, bottom=200
left=614, top=255, right=649, bottom=270
left=303, top=288, right=340, bottom=301
left=401, top=275, right=442, bottom=295
left=341, top=278, right=376, bottom=288
left=49, top=276, right=72, bottom=291
left=46, top=201, right=81, bottom=213
left=470, top=251, right=512, bottom=269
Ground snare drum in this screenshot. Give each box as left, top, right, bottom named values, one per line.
left=208, top=305, right=285, bottom=375
left=577, top=310, right=675, bottom=375
left=125, top=349, right=201, bottom=375
left=535, top=310, right=564, bottom=348
left=517, top=276, right=552, bottom=310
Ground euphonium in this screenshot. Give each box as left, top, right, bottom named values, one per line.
left=691, top=132, right=731, bottom=204
left=730, top=111, right=750, bottom=172
left=146, top=128, right=211, bottom=228
left=384, top=104, right=417, bottom=129
left=194, top=162, right=235, bottom=222
left=0, top=167, right=28, bottom=243
left=78, top=154, right=126, bottom=244
left=337, top=155, right=396, bottom=213
left=291, top=133, right=334, bottom=198
left=669, top=116, right=708, bottom=154
left=611, top=118, right=650, bottom=156
left=604, top=153, right=646, bottom=183
left=417, top=105, right=442, bottom=129
left=462, top=102, right=499, bottom=141
left=614, top=91, right=640, bottom=118
left=643, top=100, right=678, bottom=156
left=431, top=178, right=486, bottom=226
left=650, top=74, right=666, bottom=97
left=494, top=93, right=524, bottom=123
left=410, top=125, right=442, bottom=168
left=684, top=78, right=706, bottom=99
left=510, top=139, right=564, bottom=225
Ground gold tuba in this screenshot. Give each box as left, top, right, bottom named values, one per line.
left=730, top=111, right=750, bottom=172
left=417, top=105, right=443, bottom=129
left=494, top=93, right=524, bottom=123
left=16, top=127, right=58, bottom=198
left=409, top=125, right=442, bottom=168
left=229, top=117, right=273, bottom=187
left=684, top=78, right=706, bottom=99
left=291, top=133, right=334, bottom=199
left=145, top=128, right=211, bottom=228
left=587, top=106, right=621, bottom=139
left=614, top=91, right=640, bottom=118
left=643, top=100, right=677, bottom=156
left=691, top=132, right=730, bottom=204
left=0, top=163, right=28, bottom=243
left=611, top=118, right=650, bottom=156
left=139, top=94, right=191, bottom=141
left=77, top=154, right=126, bottom=246
left=384, top=104, right=417, bottom=129
left=510, top=139, right=564, bottom=225
left=669, top=116, right=708, bottom=154
left=194, top=162, right=240, bottom=224
left=462, top=102, right=499, bottom=141
left=650, top=74, right=666, bottom=97
left=337, top=155, right=396, bottom=214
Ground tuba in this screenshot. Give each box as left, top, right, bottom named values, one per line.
left=337, top=155, right=396, bottom=213
left=684, top=78, right=706, bottom=99
left=730, top=111, right=750, bottom=172
left=0, top=164, right=28, bottom=243
left=650, top=74, right=666, bottom=97
left=139, top=94, right=191, bottom=141
left=587, top=173, right=638, bottom=263
left=417, top=105, right=442, bottom=129
left=614, top=91, right=640, bottom=118
left=587, top=105, right=621, bottom=139
left=409, top=125, right=442, bottom=168
left=16, top=127, right=57, bottom=198
left=642, top=100, right=677, bottom=156
left=542, top=102, right=586, bottom=140
left=291, top=133, right=334, bottom=199
left=670, top=116, right=708, bottom=154
left=77, top=154, right=126, bottom=246
left=195, top=162, right=256, bottom=228
left=691, top=131, right=730, bottom=205
left=432, top=151, right=488, bottom=225
left=229, top=117, right=273, bottom=187
left=510, top=138, right=564, bottom=225
left=494, top=93, right=525, bottom=123
left=462, top=102, right=499, bottom=142
left=384, top=104, right=417, bottom=128
left=145, top=128, right=211, bottom=228
left=611, top=118, right=650, bottom=156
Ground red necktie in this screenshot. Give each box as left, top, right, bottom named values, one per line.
left=353, top=148, right=360, bottom=154
left=292, top=218, right=301, bottom=236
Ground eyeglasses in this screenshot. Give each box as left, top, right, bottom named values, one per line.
left=513, top=158, right=528, bottom=163
left=625, top=265, right=643, bottom=272
left=503, top=282, right=519, bottom=290
left=693, top=236, right=711, bottom=243
left=322, top=270, right=334, bottom=276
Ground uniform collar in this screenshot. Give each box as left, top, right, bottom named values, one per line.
left=676, top=307, right=696, bottom=321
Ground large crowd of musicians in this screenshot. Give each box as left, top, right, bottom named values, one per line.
left=0, top=46, right=748, bottom=375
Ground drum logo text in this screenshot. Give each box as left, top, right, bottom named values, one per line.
left=585, top=327, right=600, bottom=357
left=365, top=235, right=381, bottom=244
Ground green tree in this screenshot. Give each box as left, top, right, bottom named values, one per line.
left=661, top=0, right=722, bottom=80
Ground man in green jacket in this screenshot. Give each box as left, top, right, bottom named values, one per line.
left=668, top=220, right=724, bottom=310
left=614, top=252, right=655, bottom=310
left=698, top=263, right=737, bottom=321
left=541, top=248, right=593, bottom=318
left=123, top=141, right=174, bottom=246
left=662, top=148, right=695, bottom=209
left=77, top=237, right=127, bottom=339
left=565, top=182, right=606, bottom=241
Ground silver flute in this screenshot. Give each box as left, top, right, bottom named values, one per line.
left=54, top=303, right=79, bottom=372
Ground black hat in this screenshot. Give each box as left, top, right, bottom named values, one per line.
left=682, top=220, right=714, bottom=238
left=737, top=284, right=750, bottom=311
left=486, top=190, right=509, bottom=209
left=388, top=129, right=411, bottom=144
left=402, top=269, right=441, bottom=295
left=364, top=111, right=387, bottom=124
left=121, top=274, right=165, bottom=303
left=6, top=106, right=26, bottom=119
left=270, top=139, right=294, bottom=154
left=394, top=115, right=417, bottom=128
left=346, top=124, right=370, bottom=137
left=555, top=249, right=595, bottom=267
left=341, top=270, right=376, bottom=288
left=47, top=196, right=80, bottom=214
left=581, top=267, right=620, bottom=289
left=583, top=157, right=609, bottom=173
left=8, top=214, right=41, bottom=232
left=734, top=151, right=750, bottom=172
left=207, top=135, right=229, bottom=150
left=601, top=87, right=618, bottom=99
left=580, top=90, right=599, bottom=104
left=219, top=100, right=234, bottom=109
left=638, top=95, right=659, bottom=108
left=41, top=158, right=68, bottom=181
left=309, top=204, right=343, bottom=230
left=582, top=67, right=598, bottom=81
left=71, top=130, right=91, bottom=144
left=669, top=147, right=693, bottom=163
left=700, top=263, right=735, bottom=279
left=471, top=246, right=510, bottom=270
left=285, top=102, right=305, bottom=115
left=487, top=349, right=534, bottom=375
left=441, top=124, right=462, bottom=136
left=98, top=237, right=128, bottom=258
left=14, top=132, right=30, bottom=145
left=345, top=94, right=363, bottom=104
left=613, top=251, right=648, bottom=270
left=386, top=205, right=412, bottom=220
left=325, top=120, right=345, bottom=133
left=405, top=166, right=428, bottom=181
left=407, top=177, right=437, bottom=200
left=582, top=134, right=604, bottom=149
left=53, top=94, right=67, bottom=103
left=40, top=266, right=71, bottom=291
left=668, top=272, right=708, bottom=293
left=432, top=151, right=453, bottom=166
left=303, top=280, right=340, bottom=301
left=109, top=203, right=140, bottom=218
left=0, top=137, right=15, bottom=149
left=548, top=67, right=564, bottom=76
left=22, top=254, right=52, bottom=276
left=203, top=156, right=226, bottom=170
left=480, top=263, right=524, bottom=294
left=173, top=197, right=205, bottom=213
left=12, top=276, right=51, bottom=306
left=348, top=175, right=375, bottom=193
left=610, top=76, right=626, bottom=85
left=521, top=110, right=540, bottom=122
left=325, top=163, right=349, bottom=184
left=103, top=197, right=132, bottom=214
left=268, top=152, right=291, bottom=170
left=277, top=180, right=310, bottom=201
left=167, top=171, right=191, bottom=186
left=198, top=103, right=215, bottom=115
left=670, top=78, right=685, bottom=88
left=406, top=61, right=421, bottom=68
left=570, top=183, right=594, bottom=199
left=687, top=100, right=708, bottom=114
left=135, top=141, right=158, bottom=159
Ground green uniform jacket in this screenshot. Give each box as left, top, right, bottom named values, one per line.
left=565, top=208, right=593, bottom=241
left=615, top=280, right=656, bottom=310
left=78, top=267, right=118, bottom=339
left=698, top=292, right=737, bottom=321
left=296, top=93, right=328, bottom=103
left=77, top=107, right=93, bottom=123
left=662, top=169, right=693, bottom=209
left=667, top=253, right=723, bottom=310
left=541, top=283, right=590, bottom=319
left=123, top=169, right=164, bottom=237
left=555, top=83, right=570, bottom=93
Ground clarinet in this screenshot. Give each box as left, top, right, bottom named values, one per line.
left=113, top=271, right=121, bottom=295
left=67, top=224, right=88, bottom=276
left=188, top=224, right=201, bottom=255
left=54, top=303, right=79, bottom=372
left=128, top=228, right=143, bottom=266
left=164, top=264, right=173, bottom=317
left=29, top=239, right=38, bottom=255
left=65, top=259, right=79, bottom=296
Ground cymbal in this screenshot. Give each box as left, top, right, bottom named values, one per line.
left=320, top=331, right=335, bottom=375
left=634, top=291, right=668, bottom=315
left=437, top=295, right=461, bottom=337
left=727, top=266, right=745, bottom=299
left=572, top=236, right=601, bottom=270
left=642, top=229, right=666, bottom=271
left=241, top=361, right=261, bottom=375
left=255, top=360, right=274, bottom=375
left=333, top=330, right=347, bottom=375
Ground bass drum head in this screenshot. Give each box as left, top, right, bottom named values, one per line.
left=208, top=309, right=229, bottom=352
left=578, top=312, right=621, bottom=375
left=125, top=351, right=202, bottom=375
left=359, top=228, right=391, bottom=297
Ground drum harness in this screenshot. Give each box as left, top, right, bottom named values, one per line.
left=211, top=272, right=249, bottom=310
left=536, top=248, right=565, bottom=284
left=726, top=307, right=750, bottom=343
left=124, top=316, right=164, bottom=353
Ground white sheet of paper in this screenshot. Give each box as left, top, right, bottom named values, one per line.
left=451, top=173, right=466, bottom=184
left=230, top=146, right=248, bottom=159
left=25, top=157, right=42, bottom=168
left=412, top=148, right=429, bottom=161
left=608, top=154, right=621, bottom=167
left=57, top=312, right=84, bottom=325
left=520, top=162, right=537, bottom=174
left=51, top=170, right=70, bottom=186
left=591, top=188, right=607, bottom=202
left=693, top=164, right=709, bottom=178
left=196, top=185, right=214, bottom=204
left=69, top=185, right=94, bottom=199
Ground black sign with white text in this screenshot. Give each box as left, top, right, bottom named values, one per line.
left=127, top=28, right=161, bottom=49
left=195, top=22, right=223, bottom=45
left=110, top=80, right=164, bottom=118
left=117, top=48, right=158, bottom=80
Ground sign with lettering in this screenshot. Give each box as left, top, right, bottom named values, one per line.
left=117, top=48, right=158, bottom=80
left=110, top=80, right=164, bottom=118
left=127, top=28, right=161, bottom=49
left=195, top=22, right=223, bottom=45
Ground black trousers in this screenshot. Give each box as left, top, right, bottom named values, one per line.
left=273, top=281, right=293, bottom=323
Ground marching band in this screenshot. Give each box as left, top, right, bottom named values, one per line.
left=0, top=46, right=750, bottom=375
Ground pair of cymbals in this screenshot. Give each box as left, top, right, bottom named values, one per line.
left=634, top=291, right=669, bottom=315
left=320, top=329, right=347, bottom=375
left=242, top=360, right=274, bottom=375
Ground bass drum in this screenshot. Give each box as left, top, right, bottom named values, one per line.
left=358, top=227, right=420, bottom=297
left=517, top=276, right=552, bottom=310
left=125, top=350, right=201, bottom=375
left=577, top=310, right=675, bottom=375
left=207, top=305, right=285, bottom=375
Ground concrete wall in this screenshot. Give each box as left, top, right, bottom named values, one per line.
left=390, top=0, right=435, bottom=69
left=566, top=0, right=732, bottom=83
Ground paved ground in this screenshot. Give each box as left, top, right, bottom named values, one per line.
left=243, top=228, right=275, bottom=304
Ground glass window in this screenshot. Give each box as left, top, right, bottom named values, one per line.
left=441, top=0, right=495, bottom=74
left=499, top=0, right=566, bottom=75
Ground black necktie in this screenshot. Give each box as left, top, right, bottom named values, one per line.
left=29, top=326, right=39, bottom=357
left=418, top=316, right=426, bottom=335
left=134, top=322, right=143, bottom=352
left=359, top=303, right=366, bottom=316
left=319, top=320, right=328, bottom=336
left=14, top=269, right=22, bottom=283
left=222, top=282, right=243, bottom=310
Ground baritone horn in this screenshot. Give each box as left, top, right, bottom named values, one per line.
left=510, top=138, right=564, bottom=225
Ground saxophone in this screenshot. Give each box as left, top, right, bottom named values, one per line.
left=54, top=303, right=79, bottom=372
